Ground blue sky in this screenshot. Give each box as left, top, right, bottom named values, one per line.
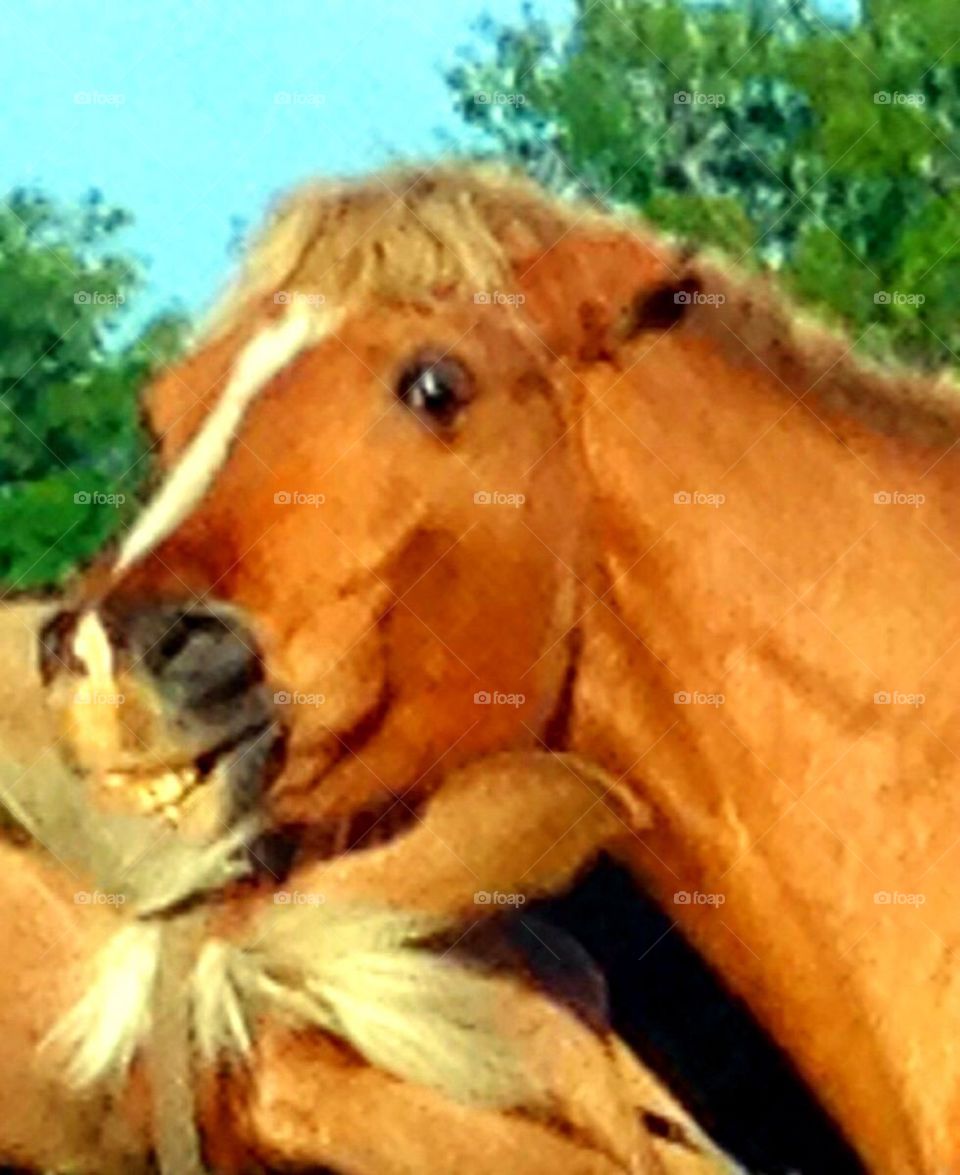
left=2, top=0, right=856, bottom=324
left=2, top=0, right=575, bottom=322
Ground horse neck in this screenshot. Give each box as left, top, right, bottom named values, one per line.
left=564, top=331, right=960, bottom=1171
left=567, top=327, right=960, bottom=785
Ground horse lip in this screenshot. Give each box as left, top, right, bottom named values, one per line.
left=193, top=717, right=281, bottom=778
left=217, top=717, right=289, bottom=824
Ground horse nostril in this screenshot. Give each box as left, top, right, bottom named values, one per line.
left=37, top=609, right=84, bottom=683
left=154, top=610, right=235, bottom=663
left=140, top=607, right=265, bottom=710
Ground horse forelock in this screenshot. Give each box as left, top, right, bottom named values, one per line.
left=198, top=165, right=597, bottom=342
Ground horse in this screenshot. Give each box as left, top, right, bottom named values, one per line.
left=35, top=164, right=960, bottom=1172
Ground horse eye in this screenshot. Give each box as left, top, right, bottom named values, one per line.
left=396, top=355, right=473, bottom=427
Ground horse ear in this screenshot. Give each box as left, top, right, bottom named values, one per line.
left=626, top=275, right=703, bottom=335
left=512, top=228, right=698, bottom=362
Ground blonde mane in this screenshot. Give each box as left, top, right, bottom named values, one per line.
left=202, top=162, right=960, bottom=447
left=675, top=256, right=960, bottom=445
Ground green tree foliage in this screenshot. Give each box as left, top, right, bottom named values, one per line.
left=448, top=0, right=960, bottom=369
left=0, top=189, right=186, bottom=590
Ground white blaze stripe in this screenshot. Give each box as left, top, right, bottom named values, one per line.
left=116, top=307, right=337, bottom=575
left=73, top=610, right=115, bottom=687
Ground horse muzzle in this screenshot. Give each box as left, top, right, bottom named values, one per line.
left=38, top=601, right=286, bottom=835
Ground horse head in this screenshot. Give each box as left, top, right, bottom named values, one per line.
left=38, top=166, right=689, bottom=846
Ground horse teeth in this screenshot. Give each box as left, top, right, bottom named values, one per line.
left=97, top=765, right=203, bottom=822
